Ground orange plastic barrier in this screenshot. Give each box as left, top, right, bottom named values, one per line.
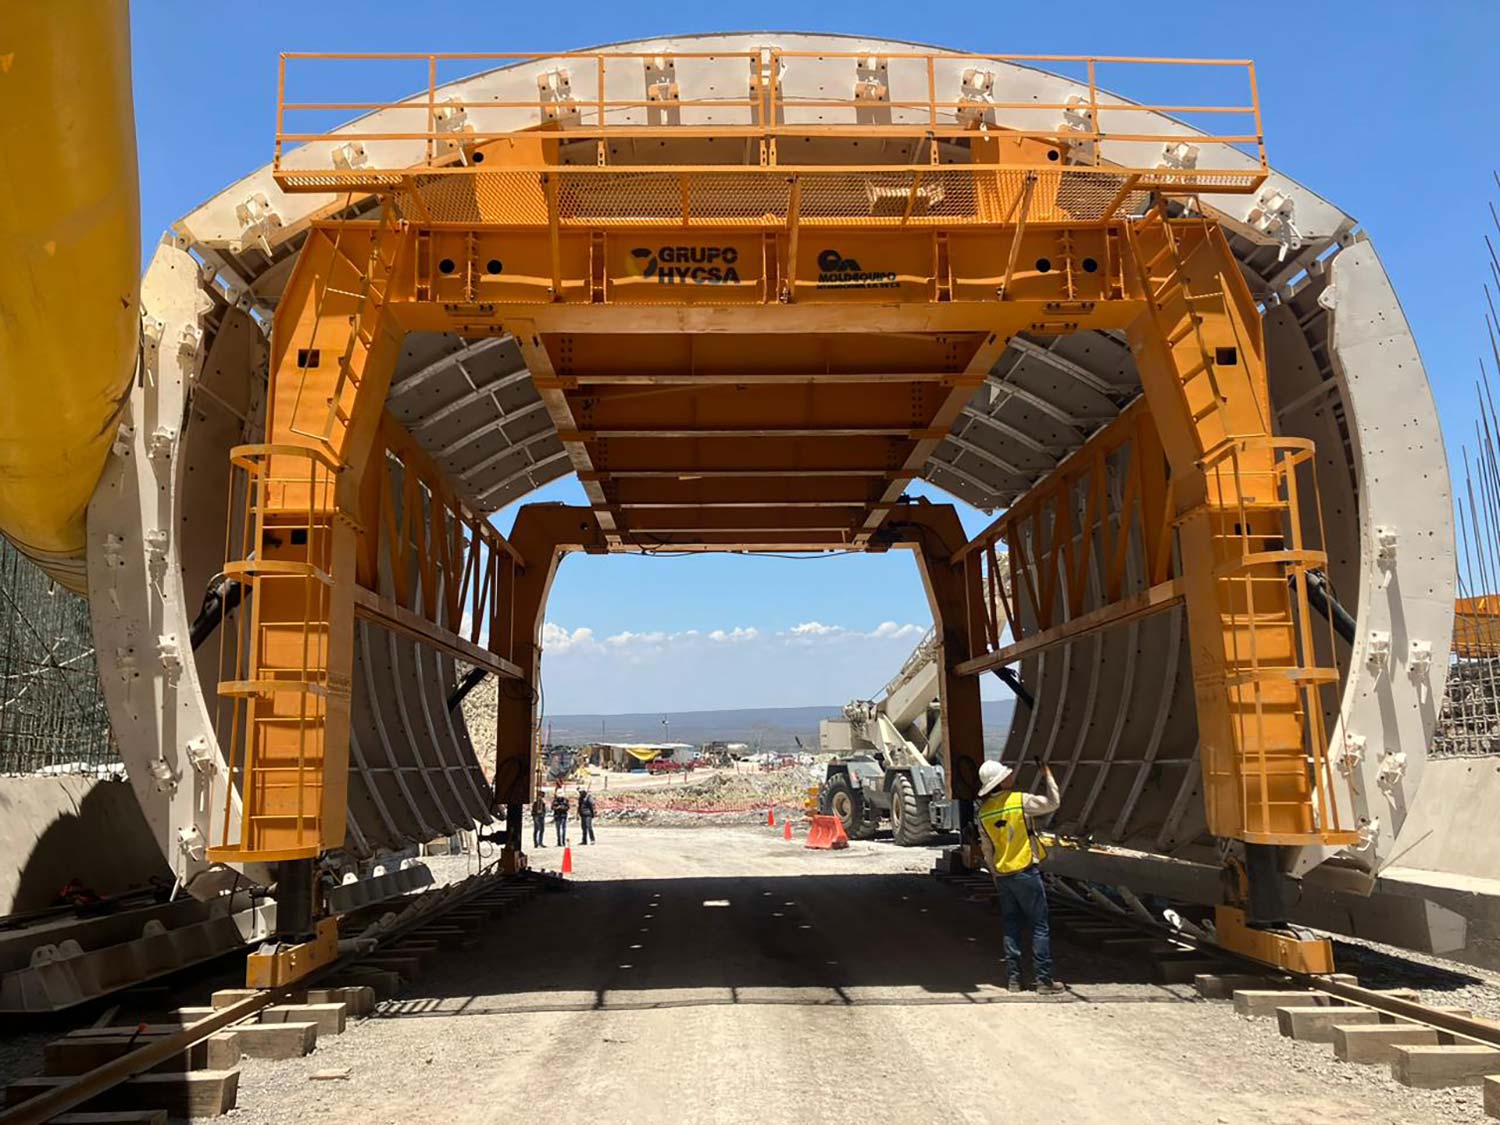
left=805, top=815, right=849, bottom=850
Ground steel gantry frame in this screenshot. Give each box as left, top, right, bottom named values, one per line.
left=207, top=48, right=1353, bottom=971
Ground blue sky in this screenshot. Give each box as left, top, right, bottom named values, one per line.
left=130, top=1, right=1499, bottom=713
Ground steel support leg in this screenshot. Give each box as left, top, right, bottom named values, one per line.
left=274, top=858, right=316, bottom=941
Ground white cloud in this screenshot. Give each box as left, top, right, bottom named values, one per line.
left=540, top=623, right=600, bottom=654
left=541, top=619, right=928, bottom=664
left=605, top=629, right=669, bottom=648
left=790, top=621, right=841, bottom=637
left=783, top=620, right=925, bottom=645
left=537, top=617, right=941, bottom=711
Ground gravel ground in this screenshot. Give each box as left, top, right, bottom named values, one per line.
left=221, top=826, right=1495, bottom=1124
left=7, top=827, right=1499, bottom=1122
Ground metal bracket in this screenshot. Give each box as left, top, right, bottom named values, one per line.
left=331, top=141, right=368, bottom=171
left=957, top=68, right=994, bottom=127
left=1408, top=639, right=1432, bottom=679
left=1159, top=141, right=1200, bottom=171
left=1060, top=95, right=1096, bottom=163
left=1335, top=732, right=1365, bottom=774
left=245, top=916, right=340, bottom=988
left=1214, top=905, right=1335, bottom=973
left=234, top=192, right=283, bottom=256
left=1376, top=524, right=1398, bottom=561
left=1376, top=749, right=1407, bottom=791
left=537, top=70, right=578, bottom=124
left=1247, top=187, right=1302, bottom=260
left=853, top=56, right=889, bottom=103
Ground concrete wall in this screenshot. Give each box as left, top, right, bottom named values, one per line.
left=0, top=775, right=169, bottom=914
left=1387, top=756, right=1500, bottom=882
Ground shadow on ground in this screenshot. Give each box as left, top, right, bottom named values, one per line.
left=375, top=870, right=1197, bottom=1020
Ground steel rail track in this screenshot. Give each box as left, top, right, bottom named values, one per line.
left=0, top=862, right=537, bottom=1124
left=1041, top=874, right=1500, bottom=1051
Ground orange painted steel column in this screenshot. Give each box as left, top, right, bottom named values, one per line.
left=1126, top=215, right=1352, bottom=849
left=214, top=222, right=411, bottom=862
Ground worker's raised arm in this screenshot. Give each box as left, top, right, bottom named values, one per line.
left=978, top=826, right=998, bottom=877
left=1021, top=766, right=1061, bottom=816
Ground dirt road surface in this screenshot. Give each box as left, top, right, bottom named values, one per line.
left=231, top=827, right=1486, bottom=1125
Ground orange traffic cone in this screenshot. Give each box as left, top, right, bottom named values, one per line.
left=561, top=846, right=573, bottom=875
left=783, top=820, right=792, bottom=842
left=767, top=808, right=776, bottom=827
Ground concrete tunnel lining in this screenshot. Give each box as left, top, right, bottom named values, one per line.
left=84, top=33, right=1450, bottom=898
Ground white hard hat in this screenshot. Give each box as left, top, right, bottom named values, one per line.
left=978, top=759, right=1013, bottom=797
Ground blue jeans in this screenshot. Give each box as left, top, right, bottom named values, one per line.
left=555, top=814, right=568, bottom=846
left=996, top=866, right=1053, bottom=984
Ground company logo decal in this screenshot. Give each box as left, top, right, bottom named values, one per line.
left=629, top=245, right=741, bottom=284
left=816, top=248, right=898, bottom=289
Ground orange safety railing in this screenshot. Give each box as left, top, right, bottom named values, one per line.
left=271, top=50, right=1267, bottom=207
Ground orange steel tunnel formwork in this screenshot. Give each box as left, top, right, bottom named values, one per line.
left=191, top=48, right=1361, bottom=970
left=5, top=29, right=1455, bottom=982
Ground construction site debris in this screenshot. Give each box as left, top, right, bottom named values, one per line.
left=595, top=769, right=818, bottom=827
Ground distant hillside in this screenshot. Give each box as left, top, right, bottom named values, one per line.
left=542, top=700, right=1017, bottom=752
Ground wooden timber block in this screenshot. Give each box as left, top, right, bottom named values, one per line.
left=1333, top=1024, right=1442, bottom=1064
left=208, top=1033, right=242, bottom=1070
left=6, top=1071, right=240, bottom=1117
left=232, top=1022, right=318, bottom=1060
left=440, top=912, right=487, bottom=930
left=416, top=926, right=478, bottom=949
left=329, top=969, right=400, bottom=1000
left=1233, top=990, right=1339, bottom=1017
left=1098, top=937, right=1180, bottom=953
left=389, top=939, right=440, bottom=957
left=44, top=1035, right=211, bottom=1076
left=1391, top=1044, right=1500, bottom=1089
left=1195, top=973, right=1281, bottom=999
left=1153, top=958, right=1223, bottom=985
left=440, top=919, right=489, bottom=938
left=212, top=989, right=260, bottom=1009
left=214, top=984, right=375, bottom=1017
left=307, top=985, right=376, bottom=1016
left=53, top=1113, right=167, bottom=1124
left=1276, top=1005, right=1382, bottom=1042
left=360, top=954, right=425, bottom=980
left=168, top=1006, right=217, bottom=1023
left=1483, top=1074, right=1500, bottom=1119
left=261, top=1002, right=346, bottom=1037
left=65, top=1025, right=230, bottom=1039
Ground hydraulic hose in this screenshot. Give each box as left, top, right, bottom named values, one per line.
left=0, top=2, right=140, bottom=591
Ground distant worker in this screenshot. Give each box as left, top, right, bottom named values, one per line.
left=976, top=759, right=1063, bottom=994
left=552, top=787, right=571, bottom=847
left=578, top=787, right=597, bottom=845
left=531, top=792, right=548, bottom=849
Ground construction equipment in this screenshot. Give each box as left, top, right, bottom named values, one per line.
left=0, top=28, right=1457, bottom=979
left=819, top=628, right=955, bottom=845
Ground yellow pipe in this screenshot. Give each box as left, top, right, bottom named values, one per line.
left=0, top=1, right=140, bottom=591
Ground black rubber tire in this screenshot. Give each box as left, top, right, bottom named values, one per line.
left=890, top=774, right=935, bottom=846
left=823, top=775, right=878, bottom=840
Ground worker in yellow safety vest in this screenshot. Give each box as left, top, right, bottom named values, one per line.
left=976, top=759, right=1063, bottom=993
